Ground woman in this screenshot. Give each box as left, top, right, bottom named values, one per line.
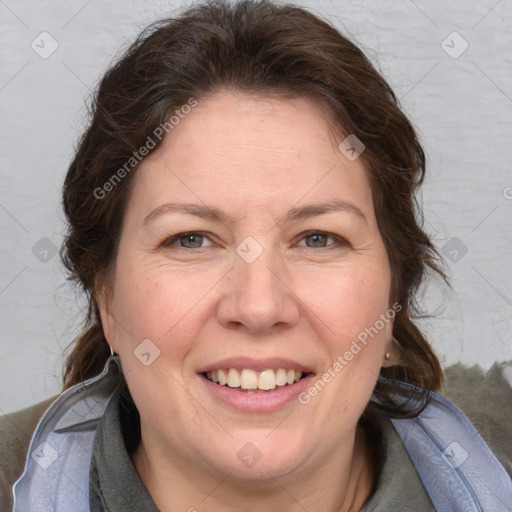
left=2, top=0, right=511, bottom=510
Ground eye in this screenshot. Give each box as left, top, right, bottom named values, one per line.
left=161, top=231, right=214, bottom=249
left=297, top=231, right=348, bottom=249
left=159, top=230, right=349, bottom=251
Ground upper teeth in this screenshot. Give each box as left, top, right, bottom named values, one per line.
left=205, top=368, right=303, bottom=391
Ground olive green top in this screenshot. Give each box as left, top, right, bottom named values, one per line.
left=88, top=386, right=435, bottom=511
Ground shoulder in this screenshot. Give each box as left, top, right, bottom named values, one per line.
left=441, top=360, right=512, bottom=476
left=0, top=395, right=58, bottom=509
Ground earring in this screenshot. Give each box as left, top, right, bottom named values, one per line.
left=109, top=344, right=114, bottom=357
left=382, top=336, right=404, bottom=367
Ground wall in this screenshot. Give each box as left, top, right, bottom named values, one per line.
left=1, top=0, right=511, bottom=413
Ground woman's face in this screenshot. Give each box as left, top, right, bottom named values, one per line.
left=100, top=89, right=394, bottom=482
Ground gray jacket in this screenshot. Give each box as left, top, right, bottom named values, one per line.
left=2, top=360, right=512, bottom=511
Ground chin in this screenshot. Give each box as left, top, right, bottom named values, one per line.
left=199, top=432, right=307, bottom=481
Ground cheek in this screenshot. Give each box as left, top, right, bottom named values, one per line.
left=110, top=257, right=220, bottom=357
left=302, top=262, right=391, bottom=340
left=302, top=261, right=392, bottom=416
left=299, top=267, right=391, bottom=425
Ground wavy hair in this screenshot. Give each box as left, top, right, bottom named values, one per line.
left=60, top=0, right=448, bottom=418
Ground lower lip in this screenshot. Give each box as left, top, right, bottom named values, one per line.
left=199, top=373, right=315, bottom=412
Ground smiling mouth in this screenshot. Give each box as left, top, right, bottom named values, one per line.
left=202, top=368, right=311, bottom=393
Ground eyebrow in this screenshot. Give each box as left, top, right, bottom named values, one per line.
left=143, top=199, right=368, bottom=227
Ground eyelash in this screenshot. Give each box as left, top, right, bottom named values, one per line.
left=159, top=230, right=349, bottom=250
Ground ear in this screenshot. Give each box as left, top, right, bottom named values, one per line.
left=95, top=279, right=118, bottom=353
left=381, top=301, right=402, bottom=368
left=381, top=336, right=404, bottom=368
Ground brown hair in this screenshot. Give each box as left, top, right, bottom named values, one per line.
left=61, top=0, right=447, bottom=417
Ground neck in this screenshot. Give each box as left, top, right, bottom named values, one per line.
left=131, top=424, right=375, bottom=512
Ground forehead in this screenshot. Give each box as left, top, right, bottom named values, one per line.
left=130, top=90, right=373, bottom=223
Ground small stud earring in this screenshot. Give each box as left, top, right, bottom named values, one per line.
left=110, top=345, right=114, bottom=357
left=385, top=352, right=391, bottom=361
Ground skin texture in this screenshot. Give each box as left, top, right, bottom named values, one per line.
left=98, top=89, right=396, bottom=511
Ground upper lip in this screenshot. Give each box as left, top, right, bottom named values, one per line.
left=198, top=357, right=314, bottom=374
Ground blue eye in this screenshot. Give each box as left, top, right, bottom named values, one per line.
left=160, top=230, right=348, bottom=250
left=162, top=232, right=213, bottom=249
left=301, top=232, right=332, bottom=248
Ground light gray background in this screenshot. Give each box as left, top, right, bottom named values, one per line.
left=1, top=0, right=511, bottom=414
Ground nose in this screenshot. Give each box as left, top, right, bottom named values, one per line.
left=216, top=245, right=300, bottom=335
